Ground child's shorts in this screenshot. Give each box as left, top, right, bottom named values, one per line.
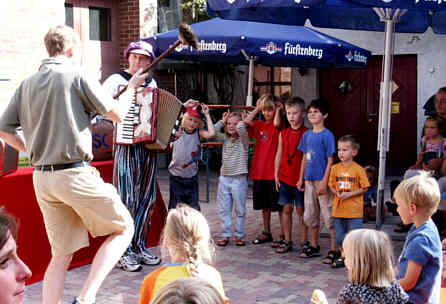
left=333, top=217, right=363, bottom=247
left=303, top=180, right=333, bottom=229
left=169, top=173, right=200, bottom=211
left=252, top=180, right=282, bottom=212
left=278, top=181, right=304, bottom=207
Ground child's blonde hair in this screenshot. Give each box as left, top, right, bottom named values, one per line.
left=224, top=112, right=242, bottom=136
left=343, top=229, right=395, bottom=288
left=394, top=172, right=440, bottom=216
left=162, top=204, right=213, bottom=276
left=181, top=112, right=205, bottom=130
left=257, top=93, right=276, bottom=110
left=151, top=277, right=225, bottom=304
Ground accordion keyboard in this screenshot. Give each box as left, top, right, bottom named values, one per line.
left=115, top=100, right=139, bottom=144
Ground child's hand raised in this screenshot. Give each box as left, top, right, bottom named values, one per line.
left=183, top=99, right=199, bottom=108
left=241, top=110, right=248, bottom=121
left=222, top=110, right=230, bottom=124
left=275, top=101, right=284, bottom=111
left=201, top=104, right=210, bottom=115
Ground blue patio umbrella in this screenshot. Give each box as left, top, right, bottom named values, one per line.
left=143, top=17, right=370, bottom=105
left=207, top=0, right=446, bottom=227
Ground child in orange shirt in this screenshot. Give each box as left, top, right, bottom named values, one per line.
left=328, top=135, right=369, bottom=268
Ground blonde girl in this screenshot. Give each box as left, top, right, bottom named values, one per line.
left=139, top=205, right=227, bottom=304
left=151, top=277, right=225, bottom=304
left=214, top=111, right=250, bottom=247
left=311, top=229, right=409, bottom=304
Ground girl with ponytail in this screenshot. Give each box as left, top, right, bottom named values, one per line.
left=139, top=205, right=227, bottom=304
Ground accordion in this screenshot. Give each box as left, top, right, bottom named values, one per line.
left=115, top=87, right=182, bottom=150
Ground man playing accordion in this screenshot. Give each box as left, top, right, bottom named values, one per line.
left=103, top=40, right=161, bottom=272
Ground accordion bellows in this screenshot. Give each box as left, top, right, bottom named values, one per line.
left=115, top=87, right=182, bottom=150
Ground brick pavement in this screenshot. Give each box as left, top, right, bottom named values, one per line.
left=24, top=169, right=404, bottom=304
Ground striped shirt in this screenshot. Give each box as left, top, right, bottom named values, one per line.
left=215, top=121, right=250, bottom=176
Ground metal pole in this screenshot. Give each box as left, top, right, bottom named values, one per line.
left=205, top=146, right=210, bottom=203
left=241, top=49, right=257, bottom=107
left=376, top=12, right=396, bottom=229
left=246, top=57, right=254, bottom=106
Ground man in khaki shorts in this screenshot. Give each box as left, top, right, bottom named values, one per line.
left=0, top=25, right=146, bottom=304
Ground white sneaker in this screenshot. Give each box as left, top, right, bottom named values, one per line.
left=138, top=249, right=161, bottom=266
left=116, top=254, right=143, bottom=272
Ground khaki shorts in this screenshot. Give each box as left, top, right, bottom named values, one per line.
left=33, top=166, right=133, bottom=257
left=303, top=180, right=333, bottom=229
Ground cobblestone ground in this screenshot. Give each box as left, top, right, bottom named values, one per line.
left=24, top=169, right=404, bottom=304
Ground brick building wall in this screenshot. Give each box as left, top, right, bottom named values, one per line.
left=119, top=0, right=157, bottom=70
left=0, top=0, right=65, bottom=113
left=119, top=0, right=140, bottom=70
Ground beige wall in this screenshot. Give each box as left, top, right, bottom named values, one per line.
left=291, top=68, right=319, bottom=108
left=0, top=0, right=65, bottom=114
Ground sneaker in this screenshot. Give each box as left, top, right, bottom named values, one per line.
left=138, top=249, right=161, bottom=266
left=116, top=254, right=143, bottom=272
left=72, top=298, right=94, bottom=304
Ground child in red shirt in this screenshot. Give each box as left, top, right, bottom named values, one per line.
left=274, top=97, right=308, bottom=253
left=244, top=93, right=283, bottom=246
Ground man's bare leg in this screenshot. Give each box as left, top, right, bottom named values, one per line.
left=43, top=254, right=73, bottom=304
left=78, top=227, right=133, bottom=304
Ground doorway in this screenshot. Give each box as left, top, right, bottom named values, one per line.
left=320, top=55, right=417, bottom=176
left=65, top=0, right=119, bottom=81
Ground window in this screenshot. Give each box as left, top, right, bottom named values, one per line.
left=253, top=66, right=291, bottom=101
left=65, top=3, right=73, bottom=27
left=89, top=7, right=111, bottom=41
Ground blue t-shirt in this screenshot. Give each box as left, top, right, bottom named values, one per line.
left=298, top=128, right=336, bottom=181
left=396, top=219, right=442, bottom=304
left=364, top=186, right=377, bottom=205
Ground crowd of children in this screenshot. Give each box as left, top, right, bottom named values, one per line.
left=4, top=92, right=445, bottom=303
left=156, top=93, right=445, bottom=304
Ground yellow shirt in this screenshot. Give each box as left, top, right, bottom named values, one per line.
left=328, top=161, right=370, bottom=218
left=139, top=263, right=228, bottom=304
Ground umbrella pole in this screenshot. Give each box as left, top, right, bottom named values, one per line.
left=376, top=14, right=396, bottom=229
left=246, top=57, right=255, bottom=107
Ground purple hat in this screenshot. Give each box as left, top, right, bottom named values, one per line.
left=124, top=41, right=155, bottom=60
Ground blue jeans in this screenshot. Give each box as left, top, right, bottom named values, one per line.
left=333, top=217, right=363, bottom=247
left=217, top=174, right=248, bottom=238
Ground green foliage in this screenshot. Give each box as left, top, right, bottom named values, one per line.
left=18, top=157, right=30, bottom=168
left=181, top=0, right=210, bottom=22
